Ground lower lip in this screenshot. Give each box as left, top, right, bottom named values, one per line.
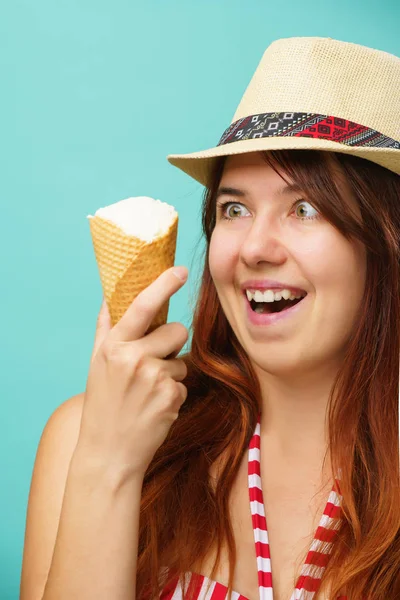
left=244, top=293, right=308, bottom=326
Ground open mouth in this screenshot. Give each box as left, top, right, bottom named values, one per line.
left=248, top=295, right=306, bottom=314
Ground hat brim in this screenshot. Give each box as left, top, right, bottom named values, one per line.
left=168, top=136, right=400, bottom=187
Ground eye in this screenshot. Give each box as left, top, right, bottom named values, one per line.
left=292, top=199, right=321, bottom=221
left=216, top=200, right=250, bottom=221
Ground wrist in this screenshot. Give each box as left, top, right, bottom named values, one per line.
left=70, top=443, right=145, bottom=493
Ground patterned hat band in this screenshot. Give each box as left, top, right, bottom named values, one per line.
left=218, top=112, right=400, bottom=150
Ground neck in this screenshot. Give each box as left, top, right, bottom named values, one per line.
left=252, top=359, right=340, bottom=478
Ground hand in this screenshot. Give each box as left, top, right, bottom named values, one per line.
left=77, top=266, right=189, bottom=481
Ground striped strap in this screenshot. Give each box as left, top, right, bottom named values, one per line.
left=248, top=415, right=344, bottom=600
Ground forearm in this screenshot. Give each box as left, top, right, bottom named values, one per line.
left=42, top=448, right=143, bottom=600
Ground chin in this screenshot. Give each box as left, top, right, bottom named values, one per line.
left=247, top=347, right=311, bottom=377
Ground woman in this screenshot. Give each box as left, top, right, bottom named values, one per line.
left=21, top=38, right=399, bottom=599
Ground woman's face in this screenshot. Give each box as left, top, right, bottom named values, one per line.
left=208, top=152, right=367, bottom=376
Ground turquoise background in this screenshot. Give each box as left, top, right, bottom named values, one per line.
left=2, top=0, right=399, bottom=597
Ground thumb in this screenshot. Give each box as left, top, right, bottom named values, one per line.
left=91, top=297, right=112, bottom=364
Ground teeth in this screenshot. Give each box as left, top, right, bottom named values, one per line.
left=245, top=288, right=305, bottom=302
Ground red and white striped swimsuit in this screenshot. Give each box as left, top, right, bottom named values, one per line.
left=160, top=415, right=346, bottom=600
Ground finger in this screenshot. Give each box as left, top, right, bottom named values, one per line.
left=167, top=359, right=188, bottom=382
left=91, top=297, right=112, bottom=364
left=138, top=322, right=189, bottom=360
left=109, top=266, right=188, bottom=343
left=176, top=382, right=188, bottom=404
left=146, top=356, right=188, bottom=382
left=166, top=348, right=185, bottom=360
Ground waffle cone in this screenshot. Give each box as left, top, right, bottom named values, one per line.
left=89, top=214, right=178, bottom=332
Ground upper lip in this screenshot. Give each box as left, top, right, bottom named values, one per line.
left=240, top=279, right=307, bottom=295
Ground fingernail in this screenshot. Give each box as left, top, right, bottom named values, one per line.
left=172, top=266, right=188, bottom=281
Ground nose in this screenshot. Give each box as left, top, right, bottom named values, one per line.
left=239, top=213, right=288, bottom=267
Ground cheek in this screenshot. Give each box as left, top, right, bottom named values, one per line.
left=296, top=230, right=366, bottom=333
left=292, top=229, right=365, bottom=291
left=209, top=229, right=239, bottom=282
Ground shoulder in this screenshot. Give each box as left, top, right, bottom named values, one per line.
left=20, top=392, right=85, bottom=599
left=38, top=392, right=85, bottom=459
left=34, top=392, right=85, bottom=476
left=47, top=391, right=85, bottom=430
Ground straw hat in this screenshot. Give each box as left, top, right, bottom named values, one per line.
left=167, top=36, right=400, bottom=187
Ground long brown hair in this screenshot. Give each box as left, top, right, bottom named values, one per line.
left=136, top=150, right=400, bottom=599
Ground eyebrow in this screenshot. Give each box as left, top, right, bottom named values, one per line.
left=215, top=183, right=303, bottom=200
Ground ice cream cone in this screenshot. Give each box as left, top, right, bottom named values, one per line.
left=87, top=197, right=178, bottom=332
